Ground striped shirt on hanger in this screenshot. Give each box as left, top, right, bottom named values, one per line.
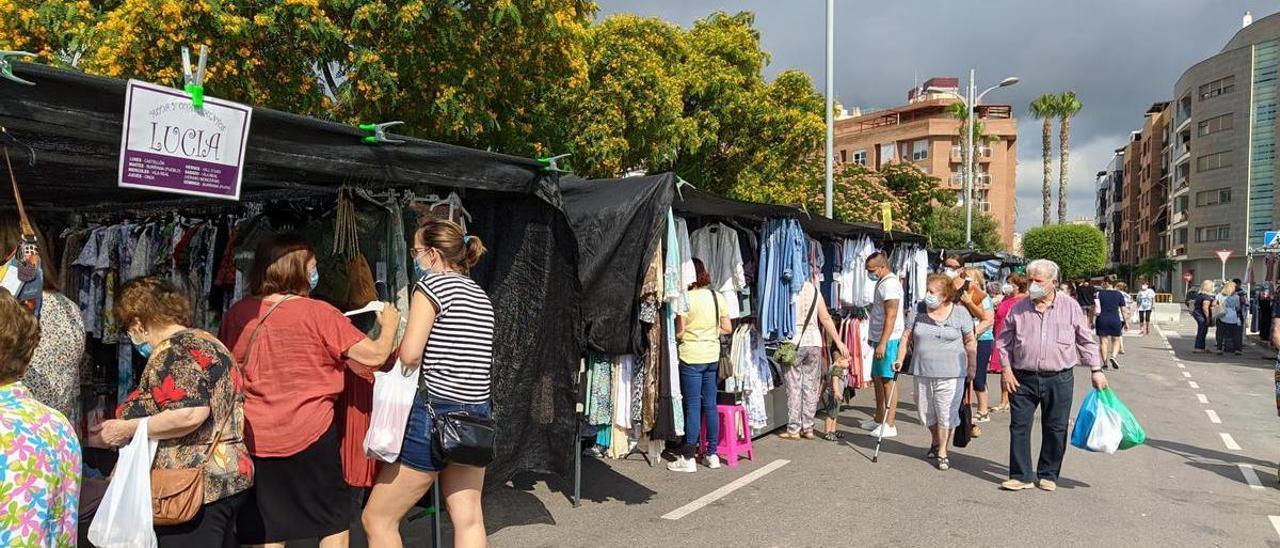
left=416, top=273, right=496, bottom=403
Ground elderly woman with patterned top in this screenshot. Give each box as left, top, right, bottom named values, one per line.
left=362, top=220, right=496, bottom=548
left=88, top=277, right=252, bottom=547
left=1, top=217, right=85, bottom=429
left=219, top=234, right=400, bottom=548
left=0, top=289, right=81, bottom=547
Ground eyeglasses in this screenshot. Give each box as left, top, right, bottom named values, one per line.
left=411, top=247, right=431, bottom=257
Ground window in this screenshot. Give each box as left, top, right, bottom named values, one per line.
left=1172, top=228, right=1188, bottom=245
left=1195, top=224, right=1230, bottom=242
left=912, top=139, right=929, bottom=161
left=852, top=149, right=867, bottom=166
left=1198, top=113, right=1234, bottom=136
left=1198, top=75, right=1236, bottom=101
left=1194, top=187, right=1232, bottom=206
left=1196, top=150, right=1232, bottom=172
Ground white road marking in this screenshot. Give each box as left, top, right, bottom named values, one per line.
left=1164, top=332, right=1181, bottom=338
left=1239, top=464, right=1265, bottom=489
left=661, top=459, right=790, bottom=520
left=1197, top=394, right=1209, bottom=404
left=1176, top=363, right=1185, bottom=368
left=1182, top=371, right=1192, bottom=378
left=1205, top=409, right=1222, bottom=424
left=1220, top=433, right=1242, bottom=451
left=1269, top=515, right=1280, bottom=539
left=1189, top=381, right=1200, bottom=389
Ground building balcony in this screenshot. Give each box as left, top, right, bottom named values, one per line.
left=1170, top=211, right=1188, bottom=228
left=1171, top=180, right=1190, bottom=197
left=1167, top=245, right=1188, bottom=259
left=1175, top=145, right=1191, bottom=166
left=1176, top=115, right=1192, bottom=133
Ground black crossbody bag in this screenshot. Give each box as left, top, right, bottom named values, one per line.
left=426, top=386, right=496, bottom=467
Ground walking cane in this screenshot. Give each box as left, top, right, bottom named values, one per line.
left=872, top=376, right=899, bottom=463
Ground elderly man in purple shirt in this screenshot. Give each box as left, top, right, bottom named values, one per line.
left=995, top=259, right=1108, bottom=492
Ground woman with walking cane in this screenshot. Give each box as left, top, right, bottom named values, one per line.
left=891, top=274, right=977, bottom=470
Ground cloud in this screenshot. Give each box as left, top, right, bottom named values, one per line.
left=1014, top=134, right=1124, bottom=230
left=595, top=0, right=1277, bottom=229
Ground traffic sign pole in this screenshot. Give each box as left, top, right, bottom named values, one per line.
left=1216, top=250, right=1233, bottom=281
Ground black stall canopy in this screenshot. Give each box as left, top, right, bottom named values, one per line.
left=0, top=62, right=581, bottom=485
left=561, top=173, right=924, bottom=355
left=938, top=249, right=1026, bottom=267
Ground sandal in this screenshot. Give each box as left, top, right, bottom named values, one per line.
left=937, top=457, right=950, bottom=471
left=926, top=444, right=939, bottom=459
left=821, top=431, right=843, bottom=442
left=778, top=432, right=801, bottom=441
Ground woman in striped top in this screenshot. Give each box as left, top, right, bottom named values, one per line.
left=363, top=219, right=494, bottom=548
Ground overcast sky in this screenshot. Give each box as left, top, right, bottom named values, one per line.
left=596, top=0, right=1274, bottom=232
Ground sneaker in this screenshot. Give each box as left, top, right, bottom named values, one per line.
left=1108, top=358, right=1120, bottom=370
left=974, top=413, right=991, bottom=424
left=869, top=424, right=898, bottom=438
left=703, top=455, right=721, bottom=469
left=801, top=431, right=816, bottom=440
left=1037, top=479, right=1058, bottom=492
left=666, top=456, right=696, bottom=473
left=937, top=457, right=950, bottom=471
left=1000, top=479, right=1035, bottom=491
left=970, top=425, right=982, bottom=438
left=859, top=419, right=881, bottom=431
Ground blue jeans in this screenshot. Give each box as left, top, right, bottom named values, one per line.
left=679, top=362, right=719, bottom=459
left=1193, top=313, right=1208, bottom=350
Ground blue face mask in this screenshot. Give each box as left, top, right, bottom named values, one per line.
left=136, top=342, right=154, bottom=359
left=867, top=271, right=880, bottom=283
left=309, top=269, right=320, bottom=291
left=924, top=293, right=943, bottom=310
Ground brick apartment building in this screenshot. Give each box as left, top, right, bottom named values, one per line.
left=834, top=77, right=1019, bottom=248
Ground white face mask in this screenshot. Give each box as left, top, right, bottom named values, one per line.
left=944, top=268, right=961, bottom=279
left=1029, top=282, right=1049, bottom=300
left=1001, top=283, right=1014, bottom=296
left=924, top=293, right=943, bottom=310
left=1141, top=285, right=1149, bottom=290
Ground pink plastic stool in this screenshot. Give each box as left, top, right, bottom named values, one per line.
left=699, top=404, right=754, bottom=468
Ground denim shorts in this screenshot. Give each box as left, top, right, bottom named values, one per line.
left=400, top=391, right=492, bottom=473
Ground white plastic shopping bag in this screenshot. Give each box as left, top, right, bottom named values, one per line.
left=1085, top=404, right=1123, bottom=454
left=89, top=417, right=159, bottom=548
left=364, top=361, right=421, bottom=462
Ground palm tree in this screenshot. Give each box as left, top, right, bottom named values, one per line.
left=1056, top=91, right=1083, bottom=224
left=1030, top=94, right=1059, bottom=226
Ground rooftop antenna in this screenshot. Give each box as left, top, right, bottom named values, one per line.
left=1244, top=10, right=1253, bottom=28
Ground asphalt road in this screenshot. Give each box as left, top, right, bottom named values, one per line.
left=474, top=315, right=1280, bottom=548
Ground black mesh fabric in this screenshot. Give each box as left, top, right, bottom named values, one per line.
left=467, top=190, right=582, bottom=485
left=560, top=174, right=673, bottom=355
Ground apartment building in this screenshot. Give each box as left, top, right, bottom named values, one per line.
left=833, top=77, right=1019, bottom=248
left=1120, top=102, right=1172, bottom=284
left=1095, top=149, right=1125, bottom=270
left=1167, top=12, right=1280, bottom=298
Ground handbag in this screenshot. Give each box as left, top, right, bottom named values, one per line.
left=426, top=389, right=496, bottom=468
left=0, top=147, right=43, bottom=315
left=953, top=390, right=973, bottom=448
left=776, top=290, right=819, bottom=367
left=710, top=290, right=733, bottom=382
left=151, top=297, right=288, bottom=525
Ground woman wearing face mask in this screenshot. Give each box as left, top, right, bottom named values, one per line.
left=1136, top=281, right=1156, bottom=336
left=220, top=234, right=400, bottom=547
left=362, top=220, right=494, bottom=548
left=1192, top=280, right=1216, bottom=353
left=894, top=274, right=977, bottom=471
left=92, top=277, right=252, bottom=546
left=989, top=274, right=1029, bottom=412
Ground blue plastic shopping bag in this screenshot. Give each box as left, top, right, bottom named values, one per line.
left=1070, top=389, right=1101, bottom=450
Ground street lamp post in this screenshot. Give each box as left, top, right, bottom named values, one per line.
left=928, top=71, right=1019, bottom=248
left=824, top=0, right=834, bottom=219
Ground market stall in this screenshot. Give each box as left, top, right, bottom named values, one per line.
left=0, top=62, right=582, bottom=490
left=560, top=173, right=926, bottom=504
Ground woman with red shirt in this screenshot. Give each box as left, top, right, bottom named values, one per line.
left=988, top=273, right=1027, bottom=413
left=220, top=234, right=399, bottom=548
